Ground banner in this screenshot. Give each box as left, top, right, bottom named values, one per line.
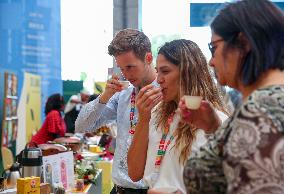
left=0, top=0, right=61, bottom=155
left=190, top=2, right=284, bottom=27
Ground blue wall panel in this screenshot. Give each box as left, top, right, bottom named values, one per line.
left=0, top=0, right=61, bottom=123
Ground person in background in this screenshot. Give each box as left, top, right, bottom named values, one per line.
left=76, top=93, right=100, bottom=138
left=30, top=93, right=66, bottom=145
left=75, top=28, right=157, bottom=194
left=128, top=39, right=228, bottom=194
left=64, top=89, right=90, bottom=134
left=179, top=0, right=284, bottom=193
left=88, top=94, right=99, bottom=102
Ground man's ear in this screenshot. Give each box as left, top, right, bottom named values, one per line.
left=145, top=52, right=153, bottom=65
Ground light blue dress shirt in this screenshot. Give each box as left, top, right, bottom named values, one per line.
left=75, top=83, right=154, bottom=188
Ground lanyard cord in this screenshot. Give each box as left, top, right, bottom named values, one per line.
left=128, top=88, right=136, bottom=135
left=155, top=113, right=175, bottom=168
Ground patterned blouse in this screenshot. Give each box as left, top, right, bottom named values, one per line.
left=183, top=85, right=284, bottom=194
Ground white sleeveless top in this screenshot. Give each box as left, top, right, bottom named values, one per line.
left=143, top=110, right=228, bottom=193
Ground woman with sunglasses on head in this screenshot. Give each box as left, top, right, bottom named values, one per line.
left=179, top=0, right=284, bottom=193
left=127, top=39, right=228, bottom=194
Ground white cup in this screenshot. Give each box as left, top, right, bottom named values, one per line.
left=119, top=81, right=129, bottom=90
left=184, top=95, right=202, bottom=110
left=154, top=187, right=178, bottom=193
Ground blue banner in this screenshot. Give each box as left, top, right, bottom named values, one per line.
left=0, top=0, right=61, bottom=122
left=190, top=2, right=284, bottom=27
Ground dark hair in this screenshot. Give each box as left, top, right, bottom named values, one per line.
left=108, top=28, right=151, bottom=61
left=44, top=93, right=64, bottom=115
left=211, top=0, right=284, bottom=85
left=88, top=94, right=99, bottom=102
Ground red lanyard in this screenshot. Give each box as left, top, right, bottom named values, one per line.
left=155, top=113, right=175, bottom=168
left=128, top=88, right=136, bottom=135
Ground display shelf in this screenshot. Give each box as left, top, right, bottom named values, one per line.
left=2, top=72, right=18, bottom=148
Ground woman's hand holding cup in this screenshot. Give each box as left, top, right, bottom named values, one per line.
left=178, top=96, right=221, bottom=134
left=136, top=84, right=163, bottom=122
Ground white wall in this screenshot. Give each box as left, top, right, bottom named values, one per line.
left=61, top=0, right=113, bottom=92
left=142, top=0, right=212, bottom=61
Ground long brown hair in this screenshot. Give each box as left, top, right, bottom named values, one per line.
left=155, top=39, right=227, bottom=164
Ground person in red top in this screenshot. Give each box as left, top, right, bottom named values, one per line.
left=31, top=93, right=66, bottom=145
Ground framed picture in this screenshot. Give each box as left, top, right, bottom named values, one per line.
left=2, top=72, right=18, bottom=147
left=5, top=102, right=11, bottom=118
left=2, top=121, right=8, bottom=147
left=7, top=120, right=12, bottom=146
left=11, top=99, right=17, bottom=117
left=11, top=74, right=17, bottom=96
left=12, top=120, right=18, bottom=141
left=6, top=73, right=12, bottom=96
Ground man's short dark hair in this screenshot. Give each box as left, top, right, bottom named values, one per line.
left=108, top=28, right=151, bottom=61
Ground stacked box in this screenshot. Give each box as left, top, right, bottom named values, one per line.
left=17, top=177, right=40, bottom=194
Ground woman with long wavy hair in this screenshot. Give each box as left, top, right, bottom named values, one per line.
left=128, top=39, right=228, bottom=193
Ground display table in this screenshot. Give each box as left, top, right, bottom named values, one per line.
left=0, top=170, right=102, bottom=194
left=0, top=184, right=99, bottom=194
left=66, top=183, right=96, bottom=194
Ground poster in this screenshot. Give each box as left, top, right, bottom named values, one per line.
left=0, top=0, right=62, bottom=156
left=25, top=73, right=42, bottom=141
left=16, top=72, right=41, bottom=151
left=42, top=151, right=75, bottom=190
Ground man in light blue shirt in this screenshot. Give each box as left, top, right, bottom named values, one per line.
left=75, top=29, right=161, bottom=194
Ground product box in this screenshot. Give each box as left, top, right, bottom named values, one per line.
left=40, top=183, right=51, bottom=194
left=17, top=177, right=40, bottom=194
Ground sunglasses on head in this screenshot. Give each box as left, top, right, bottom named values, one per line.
left=208, top=39, right=223, bottom=57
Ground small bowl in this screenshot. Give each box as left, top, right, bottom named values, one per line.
left=154, top=187, right=177, bottom=193
left=53, top=137, right=83, bottom=152
left=118, top=81, right=129, bottom=90
left=64, top=142, right=83, bottom=152
left=184, top=95, right=202, bottom=110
